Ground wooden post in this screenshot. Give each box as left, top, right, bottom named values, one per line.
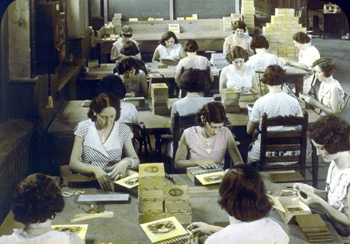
left=169, top=0, right=174, bottom=20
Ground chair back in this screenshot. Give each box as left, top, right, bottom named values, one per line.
left=259, top=111, right=308, bottom=177
left=124, top=122, right=151, bottom=156
left=339, top=92, right=349, bottom=115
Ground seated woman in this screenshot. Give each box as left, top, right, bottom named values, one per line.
left=245, top=35, right=282, bottom=72
left=70, top=93, right=140, bottom=191
left=284, top=32, right=320, bottom=93
left=293, top=115, right=350, bottom=238
left=0, top=173, right=83, bottom=244
left=97, top=75, right=138, bottom=124
left=116, top=57, right=148, bottom=98
left=247, top=65, right=303, bottom=164
left=299, top=58, right=345, bottom=116
left=152, top=31, right=186, bottom=65
left=175, top=39, right=213, bottom=83
left=223, top=20, right=252, bottom=55
left=220, top=46, right=259, bottom=94
left=188, top=164, right=289, bottom=244
left=175, top=102, right=243, bottom=169
left=110, top=25, right=139, bottom=62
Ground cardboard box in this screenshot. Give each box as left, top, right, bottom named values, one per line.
left=221, top=88, right=240, bottom=101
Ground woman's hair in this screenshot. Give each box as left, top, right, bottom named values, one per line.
left=261, top=65, right=286, bottom=86
left=312, top=58, right=336, bottom=78
left=293, top=32, right=311, bottom=44
left=184, top=39, right=199, bottom=52
left=121, top=25, right=133, bottom=38
left=197, top=102, right=226, bottom=126
left=310, top=115, right=350, bottom=154
left=120, top=40, right=140, bottom=56
left=97, top=75, right=126, bottom=99
left=12, top=173, right=64, bottom=225
left=88, top=92, right=121, bottom=122
left=178, top=68, right=209, bottom=93
left=117, top=57, right=141, bottom=75
left=218, top=165, right=272, bottom=222
left=231, top=20, right=246, bottom=31
left=159, top=31, right=179, bottom=46
left=250, top=35, right=269, bottom=50
left=226, top=46, right=246, bottom=63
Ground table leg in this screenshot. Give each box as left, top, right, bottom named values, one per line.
left=311, top=143, right=319, bottom=188
left=294, top=76, right=303, bottom=97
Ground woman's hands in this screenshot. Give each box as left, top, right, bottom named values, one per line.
left=195, top=158, right=218, bottom=169
left=93, top=167, right=112, bottom=191
left=108, top=158, right=132, bottom=181
left=187, top=222, right=214, bottom=236
left=293, top=183, right=315, bottom=194
left=297, top=189, right=322, bottom=206
left=299, top=94, right=316, bottom=105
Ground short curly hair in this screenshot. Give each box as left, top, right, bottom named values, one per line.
left=231, top=20, right=246, bottom=31
left=97, top=75, right=126, bottom=99
left=219, top=164, right=272, bottom=221
left=310, top=115, right=350, bottom=154
left=88, top=92, right=121, bottom=122
left=293, top=32, right=311, bottom=44
left=184, top=39, right=198, bottom=52
left=261, top=65, right=286, bottom=86
left=250, top=35, right=269, bottom=50
left=12, top=173, right=64, bottom=225
left=197, top=102, right=226, bottom=126
left=178, top=68, right=209, bottom=93
left=117, top=57, right=141, bottom=75
left=159, top=31, right=179, bottom=46
left=120, top=40, right=140, bottom=56
left=312, top=58, right=336, bottom=78
left=226, top=46, right=246, bottom=63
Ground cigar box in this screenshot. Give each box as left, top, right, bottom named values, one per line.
left=139, top=199, right=164, bottom=213
left=139, top=212, right=166, bottom=224
left=164, top=185, right=190, bottom=201
left=139, top=187, right=165, bottom=200
left=165, top=200, right=191, bottom=213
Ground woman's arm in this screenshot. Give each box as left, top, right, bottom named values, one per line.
left=152, top=46, right=160, bottom=62
left=179, top=46, right=186, bottom=60
left=286, top=59, right=311, bottom=70
left=302, top=87, right=341, bottom=115
left=227, top=130, right=244, bottom=165
left=250, top=73, right=259, bottom=94
left=139, top=71, right=149, bottom=98
left=246, top=120, right=258, bottom=135
left=223, top=40, right=230, bottom=55
left=219, top=68, right=228, bottom=93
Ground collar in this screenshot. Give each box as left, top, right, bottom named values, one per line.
left=229, top=215, right=242, bottom=224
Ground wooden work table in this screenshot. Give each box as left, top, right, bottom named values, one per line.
left=0, top=173, right=342, bottom=243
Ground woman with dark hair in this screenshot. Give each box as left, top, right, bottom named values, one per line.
left=152, top=31, right=186, bottom=64
left=245, top=35, right=282, bottom=71
left=175, top=39, right=213, bottom=83
left=294, top=115, right=350, bottom=237
left=247, top=65, right=302, bottom=163
left=111, top=25, right=140, bottom=62
left=220, top=46, right=259, bottom=93
left=299, top=58, right=344, bottom=116
left=0, top=173, right=83, bottom=243
left=116, top=57, right=148, bottom=97
left=223, top=20, right=252, bottom=55
left=70, top=93, right=139, bottom=191
left=188, top=164, right=289, bottom=243
left=175, top=102, right=243, bottom=169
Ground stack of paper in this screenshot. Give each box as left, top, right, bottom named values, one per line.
left=210, top=53, right=229, bottom=70
left=112, top=13, right=122, bottom=34
left=295, top=214, right=332, bottom=243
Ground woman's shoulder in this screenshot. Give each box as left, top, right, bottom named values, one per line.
left=76, top=119, right=93, bottom=129
left=224, top=34, right=235, bottom=42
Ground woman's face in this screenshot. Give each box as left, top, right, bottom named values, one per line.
left=312, top=140, right=339, bottom=162
left=204, top=122, right=224, bottom=136
left=235, top=28, right=245, bottom=37
left=96, top=106, right=116, bottom=129
left=232, top=58, right=245, bottom=70
left=293, top=41, right=303, bottom=50
left=124, top=68, right=136, bottom=80
left=165, top=37, right=175, bottom=47
left=314, top=65, right=327, bottom=82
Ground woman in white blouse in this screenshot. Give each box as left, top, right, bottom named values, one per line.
left=223, top=20, right=252, bottom=55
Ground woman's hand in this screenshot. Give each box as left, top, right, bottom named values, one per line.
left=293, top=183, right=315, bottom=194
left=195, top=158, right=218, bottom=169
left=299, top=94, right=316, bottom=105
left=108, top=159, right=132, bottom=181
left=297, top=190, right=322, bottom=206
left=93, top=167, right=112, bottom=191
left=187, top=222, right=213, bottom=236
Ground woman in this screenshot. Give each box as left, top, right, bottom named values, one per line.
left=175, top=102, right=243, bottom=169
left=220, top=46, right=259, bottom=94
left=0, top=173, right=83, bottom=244
left=284, top=32, right=320, bottom=93
left=116, top=57, right=148, bottom=97
left=152, top=31, right=186, bottom=65
left=223, top=20, right=252, bottom=55
left=110, top=25, right=139, bottom=62
left=299, top=58, right=344, bottom=116
left=70, top=93, right=140, bottom=191
left=293, top=115, right=350, bottom=237
left=247, top=65, right=302, bottom=163
left=188, top=164, right=289, bottom=244
left=175, top=39, right=213, bottom=83
left=245, top=35, right=282, bottom=72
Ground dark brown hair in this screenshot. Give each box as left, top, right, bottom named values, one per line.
left=88, top=93, right=121, bottom=122
left=226, top=46, right=246, bottom=63
left=117, top=57, right=141, bottom=75
left=184, top=39, right=199, bottom=52
left=159, top=31, right=179, bottom=46
left=97, top=75, right=126, bottom=99
left=12, top=173, right=64, bottom=225
left=219, top=165, right=272, bottom=221
left=231, top=20, right=246, bottom=31
left=310, top=115, right=350, bottom=154
left=312, top=58, right=336, bottom=78
left=120, top=40, right=140, bottom=56
left=198, top=102, right=226, bottom=126
left=261, top=65, right=286, bottom=86
left=250, top=35, right=269, bottom=50
left=178, top=68, right=209, bottom=93
left=293, top=32, right=311, bottom=44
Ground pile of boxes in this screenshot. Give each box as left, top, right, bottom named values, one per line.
left=210, top=53, right=229, bottom=70
left=263, top=8, right=307, bottom=58
left=138, top=163, right=192, bottom=225
left=241, top=0, right=255, bottom=33
left=222, top=13, right=241, bottom=31
left=112, top=13, right=122, bottom=34
left=221, top=88, right=240, bottom=113
left=151, top=83, right=169, bottom=115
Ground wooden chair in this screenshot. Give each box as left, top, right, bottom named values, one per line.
left=259, top=111, right=309, bottom=179
left=124, top=122, right=152, bottom=157
left=339, top=92, right=350, bottom=115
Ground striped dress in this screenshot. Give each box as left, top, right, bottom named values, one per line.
left=74, top=119, right=133, bottom=172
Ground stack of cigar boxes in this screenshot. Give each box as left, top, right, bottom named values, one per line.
left=112, top=13, right=122, bottom=34
left=151, top=83, right=169, bottom=115
left=241, top=0, right=255, bottom=33
left=164, top=185, right=192, bottom=225
left=221, top=88, right=240, bottom=113
left=222, top=13, right=241, bottom=31
left=263, top=8, right=307, bottom=58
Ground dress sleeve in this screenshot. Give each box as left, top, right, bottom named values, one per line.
left=66, top=232, right=84, bottom=244
left=74, top=121, right=87, bottom=139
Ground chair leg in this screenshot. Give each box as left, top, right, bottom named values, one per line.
left=311, top=143, right=319, bottom=188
